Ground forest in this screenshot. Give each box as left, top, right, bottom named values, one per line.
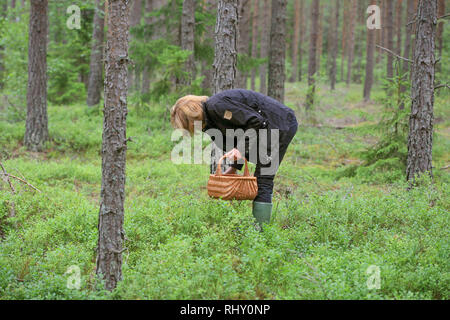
left=0, top=0, right=449, bottom=300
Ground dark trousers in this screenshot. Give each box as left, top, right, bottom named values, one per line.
left=254, top=119, right=298, bottom=203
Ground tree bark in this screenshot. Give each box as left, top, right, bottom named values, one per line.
left=258, top=0, right=271, bottom=94
left=399, top=0, right=416, bottom=109
left=96, top=0, right=131, bottom=291
left=180, top=0, right=196, bottom=85
left=213, top=0, right=238, bottom=94
left=25, top=0, right=49, bottom=152
left=268, top=0, right=287, bottom=103
left=250, top=0, right=259, bottom=91
left=87, top=0, right=106, bottom=107
left=141, top=0, right=154, bottom=94
left=346, top=0, right=357, bottom=86
left=305, top=0, right=319, bottom=110
left=436, top=0, right=445, bottom=72
left=289, top=0, right=301, bottom=83
left=395, top=0, right=404, bottom=55
left=316, top=2, right=323, bottom=76
left=330, top=0, right=340, bottom=90
left=0, top=0, right=6, bottom=89
left=201, top=0, right=216, bottom=93
left=341, top=0, right=349, bottom=81
left=364, top=0, right=377, bottom=101
left=406, top=0, right=437, bottom=182
left=128, top=0, right=142, bottom=92
left=211, top=0, right=238, bottom=173
left=386, top=0, right=394, bottom=78
left=298, top=0, right=305, bottom=82
left=236, top=0, right=251, bottom=88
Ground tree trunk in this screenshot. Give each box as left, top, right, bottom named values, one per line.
left=128, top=0, right=142, bottom=92
left=141, top=0, right=153, bottom=95
left=289, top=0, right=301, bottom=83
left=316, top=2, right=323, bottom=76
left=267, top=0, right=287, bottom=103
left=436, top=0, right=445, bottom=72
left=330, top=0, right=340, bottom=90
left=258, top=0, right=271, bottom=94
left=180, top=0, right=196, bottom=85
left=346, top=0, right=357, bottom=86
left=25, top=0, right=49, bottom=152
left=87, top=0, right=106, bottom=107
left=96, top=0, right=130, bottom=292
left=211, top=0, right=238, bottom=174
left=399, top=0, right=416, bottom=109
left=201, top=0, right=215, bottom=93
left=341, top=0, right=349, bottom=82
left=0, top=0, right=7, bottom=89
left=364, top=0, right=377, bottom=101
left=213, top=0, right=238, bottom=94
left=386, top=0, right=394, bottom=78
left=250, top=0, right=259, bottom=91
left=305, top=0, right=319, bottom=110
left=395, top=0, right=404, bottom=55
left=298, top=0, right=305, bottom=82
left=406, top=0, right=436, bottom=182
left=236, top=0, right=251, bottom=89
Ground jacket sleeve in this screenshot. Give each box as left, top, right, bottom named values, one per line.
left=208, top=96, right=267, bottom=130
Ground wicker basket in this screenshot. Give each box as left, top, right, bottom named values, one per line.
left=207, top=155, right=258, bottom=201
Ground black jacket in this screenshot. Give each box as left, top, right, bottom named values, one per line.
left=202, top=89, right=297, bottom=165
left=202, top=89, right=296, bottom=135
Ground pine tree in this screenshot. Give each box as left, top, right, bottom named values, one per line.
left=268, top=0, right=287, bottom=103
left=306, top=0, right=319, bottom=109
left=180, top=0, right=196, bottom=85
left=25, top=0, right=49, bottom=152
left=87, top=0, right=106, bottom=107
left=96, top=0, right=131, bottom=291
left=406, top=0, right=437, bottom=182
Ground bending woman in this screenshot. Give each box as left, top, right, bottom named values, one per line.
left=170, top=89, right=298, bottom=228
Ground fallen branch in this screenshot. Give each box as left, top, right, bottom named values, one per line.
left=376, top=45, right=413, bottom=63
left=437, top=13, right=450, bottom=20
left=440, top=165, right=450, bottom=171
left=0, top=162, right=16, bottom=194
left=5, top=174, right=41, bottom=193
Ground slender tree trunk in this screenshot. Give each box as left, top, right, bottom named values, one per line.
left=399, top=0, right=416, bottom=109
left=395, top=0, right=404, bottom=55
left=346, top=0, right=357, bottom=86
left=436, top=0, right=445, bottom=72
left=180, top=0, right=196, bottom=85
left=298, top=0, right=305, bottom=82
left=87, top=0, right=106, bottom=107
left=341, top=0, right=349, bottom=82
left=259, top=0, right=271, bottom=94
left=250, top=0, right=259, bottom=91
left=213, top=0, right=238, bottom=94
left=236, top=0, right=251, bottom=88
left=406, top=0, right=437, bottom=182
left=386, top=0, right=394, bottom=78
left=289, top=0, right=301, bottom=83
left=128, top=0, right=142, bottom=92
left=0, top=0, right=7, bottom=89
left=211, top=0, right=238, bottom=174
left=376, top=0, right=383, bottom=64
left=141, top=0, right=153, bottom=95
left=306, top=0, right=319, bottom=110
left=25, top=0, right=49, bottom=152
left=267, top=0, right=287, bottom=103
left=330, top=0, right=340, bottom=90
left=201, top=0, right=215, bottom=93
left=316, top=2, right=323, bottom=76
left=364, top=0, right=377, bottom=101
left=96, top=0, right=131, bottom=292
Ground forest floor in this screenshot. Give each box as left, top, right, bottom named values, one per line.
left=0, top=82, right=449, bottom=299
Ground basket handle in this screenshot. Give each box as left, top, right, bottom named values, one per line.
left=216, top=154, right=251, bottom=177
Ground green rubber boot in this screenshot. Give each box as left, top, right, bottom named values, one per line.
left=252, top=201, right=273, bottom=231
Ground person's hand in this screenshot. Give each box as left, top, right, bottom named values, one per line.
left=224, top=148, right=242, bottom=161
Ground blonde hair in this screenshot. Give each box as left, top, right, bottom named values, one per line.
left=170, top=95, right=209, bottom=134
